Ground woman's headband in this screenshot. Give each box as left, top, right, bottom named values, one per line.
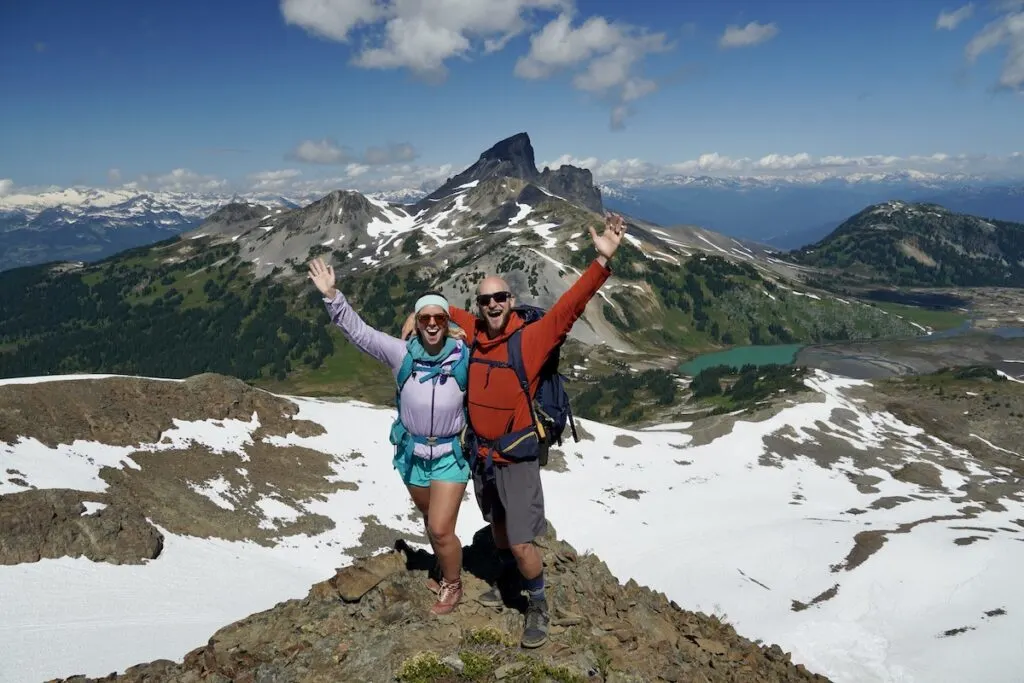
left=414, top=293, right=449, bottom=314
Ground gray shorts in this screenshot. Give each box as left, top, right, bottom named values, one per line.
left=471, top=458, right=547, bottom=546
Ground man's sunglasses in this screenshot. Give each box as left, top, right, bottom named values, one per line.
left=418, top=313, right=448, bottom=326
left=476, top=291, right=512, bottom=307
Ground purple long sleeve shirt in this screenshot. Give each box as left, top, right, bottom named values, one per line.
left=323, top=291, right=467, bottom=460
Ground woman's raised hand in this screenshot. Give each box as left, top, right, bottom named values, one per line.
left=307, top=258, right=337, bottom=298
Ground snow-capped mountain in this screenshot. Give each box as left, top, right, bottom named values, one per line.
left=176, top=131, right=919, bottom=355
left=2, top=369, right=1023, bottom=683
left=366, top=187, right=428, bottom=204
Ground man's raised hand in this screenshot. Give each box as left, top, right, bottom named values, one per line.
left=307, top=257, right=337, bottom=298
left=590, top=211, right=627, bottom=262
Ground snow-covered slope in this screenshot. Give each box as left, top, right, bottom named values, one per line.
left=2, top=372, right=1023, bottom=683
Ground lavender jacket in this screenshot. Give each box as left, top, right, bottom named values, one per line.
left=323, top=291, right=467, bottom=460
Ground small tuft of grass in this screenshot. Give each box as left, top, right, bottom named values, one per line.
left=536, top=662, right=587, bottom=683
left=458, top=650, right=495, bottom=680
left=395, top=651, right=449, bottom=682
left=465, top=626, right=517, bottom=647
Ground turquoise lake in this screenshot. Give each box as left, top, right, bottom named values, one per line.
left=678, top=344, right=805, bottom=376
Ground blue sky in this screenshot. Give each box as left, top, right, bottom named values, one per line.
left=1, top=0, right=1022, bottom=195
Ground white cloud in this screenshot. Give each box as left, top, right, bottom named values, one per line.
left=937, top=4, right=975, bottom=30
left=281, top=1, right=669, bottom=129
left=357, top=163, right=455, bottom=192
left=542, top=150, right=1024, bottom=182
left=245, top=161, right=454, bottom=196
left=0, top=178, right=13, bottom=197
left=516, top=12, right=670, bottom=129
left=281, top=0, right=569, bottom=80
left=130, top=169, right=227, bottom=193
left=513, top=14, right=620, bottom=78
left=287, top=139, right=349, bottom=165
left=364, top=143, right=418, bottom=165
left=719, top=21, right=779, bottom=49
left=280, top=0, right=384, bottom=42
left=286, top=139, right=420, bottom=165
left=963, top=6, right=1024, bottom=91
left=248, top=169, right=302, bottom=190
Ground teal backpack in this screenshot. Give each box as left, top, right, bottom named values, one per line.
left=389, top=337, right=471, bottom=476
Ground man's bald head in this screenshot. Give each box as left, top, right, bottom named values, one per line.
left=477, top=276, right=510, bottom=296
left=475, top=275, right=515, bottom=337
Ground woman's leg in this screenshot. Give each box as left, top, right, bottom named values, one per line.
left=407, top=484, right=433, bottom=550
left=427, top=479, right=467, bottom=582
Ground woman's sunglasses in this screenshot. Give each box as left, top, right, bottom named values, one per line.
left=418, top=313, right=448, bottom=326
left=475, top=291, right=511, bottom=307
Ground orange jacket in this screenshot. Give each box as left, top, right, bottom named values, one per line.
left=449, top=258, right=611, bottom=463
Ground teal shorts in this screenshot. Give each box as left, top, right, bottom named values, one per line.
left=399, top=451, right=471, bottom=488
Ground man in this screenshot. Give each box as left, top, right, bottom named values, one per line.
left=404, top=211, right=626, bottom=647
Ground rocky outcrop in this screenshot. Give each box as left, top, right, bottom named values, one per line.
left=0, top=489, right=162, bottom=565
left=194, top=203, right=272, bottom=238
left=540, top=165, right=604, bottom=215
left=0, top=373, right=324, bottom=449
left=54, top=525, right=832, bottom=682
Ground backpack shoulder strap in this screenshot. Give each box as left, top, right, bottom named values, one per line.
left=507, top=329, right=543, bottom=437
left=396, top=351, right=416, bottom=396
left=452, top=342, right=470, bottom=392
left=506, top=329, right=529, bottom=394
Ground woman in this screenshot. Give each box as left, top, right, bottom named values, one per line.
left=307, top=257, right=470, bottom=615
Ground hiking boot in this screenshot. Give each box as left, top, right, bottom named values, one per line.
left=430, top=578, right=463, bottom=615
left=520, top=596, right=549, bottom=648
left=478, top=567, right=520, bottom=608
left=477, top=582, right=504, bottom=607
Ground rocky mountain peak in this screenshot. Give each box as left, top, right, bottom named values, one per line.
left=478, top=131, right=538, bottom=176
left=416, top=132, right=603, bottom=215
left=205, top=202, right=270, bottom=226
left=54, top=523, right=831, bottom=683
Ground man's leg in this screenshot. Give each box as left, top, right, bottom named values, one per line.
left=494, top=460, right=550, bottom=648
left=471, top=464, right=520, bottom=607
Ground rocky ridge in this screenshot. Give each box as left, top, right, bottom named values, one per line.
left=787, top=200, right=1024, bottom=287
left=52, top=524, right=832, bottom=683
left=0, top=374, right=343, bottom=564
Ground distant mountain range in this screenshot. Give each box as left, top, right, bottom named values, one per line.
left=0, top=187, right=427, bottom=272
left=4, top=164, right=1022, bottom=272
left=600, top=176, right=1024, bottom=250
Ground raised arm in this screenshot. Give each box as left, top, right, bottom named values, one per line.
left=521, top=213, right=626, bottom=378
left=448, top=305, right=478, bottom=334
left=308, top=258, right=407, bottom=370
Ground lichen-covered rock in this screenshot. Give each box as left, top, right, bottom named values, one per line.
left=50, top=524, right=832, bottom=683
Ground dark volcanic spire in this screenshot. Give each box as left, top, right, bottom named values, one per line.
left=417, top=132, right=540, bottom=206
left=414, top=131, right=603, bottom=215
left=477, top=132, right=538, bottom=180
